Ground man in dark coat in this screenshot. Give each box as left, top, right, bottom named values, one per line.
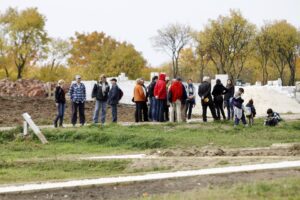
left=198, top=76, right=217, bottom=122
left=108, top=78, right=122, bottom=123
left=92, top=74, right=110, bottom=124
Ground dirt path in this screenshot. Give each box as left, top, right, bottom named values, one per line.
left=1, top=167, right=299, bottom=200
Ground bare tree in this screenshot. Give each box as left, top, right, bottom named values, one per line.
left=152, top=23, right=192, bottom=78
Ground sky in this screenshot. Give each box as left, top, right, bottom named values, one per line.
left=0, top=0, right=299, bottom=67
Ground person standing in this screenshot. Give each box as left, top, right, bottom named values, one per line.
left=147, top=76, right=158, bottom=121
left=198, top=76, right=217, bottom=122
left=92, top=74, right=110, bottom=125
left=224, top=79, right=235, bottom=120
left=212, top=79, right=228, bottom=120
left=164, top=77, right=170, bottom=121
left=133, top=79, right=146, bottom=122
left=154, top=73, right=167, bottom=122
left=140, top=78, right=149, bottom=122
left=54, top=80, right=66, bottom=128
left=69, top=75, right=86, bottom=127
left=108, top=78, right=122, bottom=123
left=168, top=78, right=183, bottom=122
left=232, top=88, right=247, bottom=127
left=185, top=79, right=196, bottom=120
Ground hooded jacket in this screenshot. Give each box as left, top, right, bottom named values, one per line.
left=154, top=74, right=167, bottom=100
left=169, top=80, right=183, bottom=103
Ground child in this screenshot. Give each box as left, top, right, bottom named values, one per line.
left=232, top=88, right=247, bottom=127
left=264, top=108, right=282, bottom=126
left=245, top=99, right=256, bottom=126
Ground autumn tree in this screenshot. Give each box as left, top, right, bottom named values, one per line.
left=255, top=25, right=273, bottom=84
left=0, top=7, right=49, bottom=79
left=152, top=23, right=192, bottom=78
left=267, top=21, right=299, bottom=85
left=46, top=38, right=71, bottom=70
left=199, top=10, right=256, bottom=80
left=69, top=31, right=146, bottom=80
left=0, top=35, right=10, bottom=78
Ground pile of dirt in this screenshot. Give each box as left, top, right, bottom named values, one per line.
left=0, top=96, right=135, bottom=127
left=0, top=79, right=58, bottom=97
left=152, top=144, right=300, bottom=157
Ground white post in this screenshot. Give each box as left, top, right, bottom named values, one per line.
left=22, top=113, right=48, bottom=144
left=23, top=121, right=28, bottom=136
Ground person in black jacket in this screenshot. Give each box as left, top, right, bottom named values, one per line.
left=212, top=79, right=228, bottom=120
left=224, top=79, right=235, bottom=120
left=54, top=80, right=66, bottom=128
left=147, top=76, right=158, bottom=121
left=108, top=78, right=123, bottom=122
left=198, top=76, right=217, bottom=122
left=92, top=74, right=110, bottom=124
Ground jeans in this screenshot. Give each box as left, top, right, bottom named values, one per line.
left=156, top=99, right=165, bottom=122
left=234, top=113, right=247, bottom=125
left=72, top=102, right=85, bottom=125
left=170, top=100, right=182, bottom=122
left=54, top=103, right=65, bottom=127
left=186, top=101, right=194, bottom=120
left=149, top=97, right=157, bottom=121
left=111, top=104, right=118, bottom=122
left=225, top=99, right=234, bottom=120
left=93, top=100, right=107, bottom=124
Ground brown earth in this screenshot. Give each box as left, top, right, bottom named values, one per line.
left=1, top=168, right=300, bottom=200
left=0, top=96, right=135, bottom=127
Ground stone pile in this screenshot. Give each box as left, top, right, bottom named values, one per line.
left=0, top=79, right=57, bottom=97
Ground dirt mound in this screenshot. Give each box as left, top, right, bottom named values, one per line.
left=0, top=79, right=58, bottom=97
left=152, top=144, right=300, bottom=157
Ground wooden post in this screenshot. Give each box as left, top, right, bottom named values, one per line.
left=23, top=121, right=28, bottom=136
left=22, top=113, right=48, bottom=144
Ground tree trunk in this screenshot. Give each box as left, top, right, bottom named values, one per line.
left=288, top=64, right=295, bottom=86
left=4, top=66, right=9, bottom=78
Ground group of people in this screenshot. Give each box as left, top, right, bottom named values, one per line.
left=53, top=73, right=282, bottom=128
left=54, top=74, right=123, bottom=127
left=133, top=74, right=196, bottom=123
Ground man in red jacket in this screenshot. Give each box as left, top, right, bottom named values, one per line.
left=169, top=78, right=183, bottom=122
left=154, top=73, right=167, bottom=122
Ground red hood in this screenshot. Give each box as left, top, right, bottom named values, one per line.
left=159, top=73, right=166, bottom=81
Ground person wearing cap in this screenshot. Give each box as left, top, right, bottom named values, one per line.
left=198, top=76, right=217, bottom=122
left=54, top=79, right=66, bottom=128
left=108, top=78, right=123, bottom=122
left=92, top=74, right=110, bottom=124
left=69, top=75, right=86, bottom=126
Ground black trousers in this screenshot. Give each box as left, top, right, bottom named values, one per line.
left=215, top=99, right=226, bottom=120
left=71, top=102, right=85, bottom=125
left=135, top=102, right=143, bottom=122
left=201, top=96, right=217, bottom=122
left=141, top=101, right=149, bottom=121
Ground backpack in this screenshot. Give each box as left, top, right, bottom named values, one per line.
left=244, top=106, right=252, bottom=117
left=118, top=87, right=123, bottom=101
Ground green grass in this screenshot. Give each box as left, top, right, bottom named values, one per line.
left=0, top=159, right=129, bottom=184
left=133, top=177, right=300, bottom=200
left=0, top=120, right=299, bottom=184
left=0, top=120, right=300, bottom=161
